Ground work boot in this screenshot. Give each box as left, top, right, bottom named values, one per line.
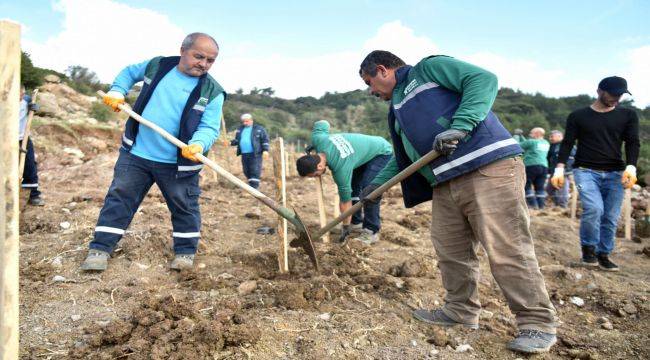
left=355, top=228, right=379, bottom=245
left=80, top=249, right=110, bottom=271
left=412, top=309, right=479, bottom=330
left=597, top=253, right=619, bottom=272
left=28, top=196, right=45, bottom=206
left=350, top=222, right=363, bottom=232
left=170, top=254, right=195, bottom=270
left=581, top=245, right=598, bottom=267
left=506, top=329, right=557, bottom=354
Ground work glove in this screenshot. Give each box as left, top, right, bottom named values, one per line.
left=433, top=129, right=467, bottom=156
left=181, top=143, right=203, bottom=162
left=338, top=224, right=351, bottom=243
left=263, top=151, right=270, bottom=158
left=514, top=128, right=524, bottom=135
left=622, top=165, right=637, bottom=189
left=103, top=90, right=125, bottom=112
left=359, top=183, right=382, bottom=204
left=28, top=103, right=39, bottom=112
left=550, top=167, right=565, bottom=189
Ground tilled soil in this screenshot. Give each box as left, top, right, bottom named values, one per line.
left=18, top=124, right=650, bottom=359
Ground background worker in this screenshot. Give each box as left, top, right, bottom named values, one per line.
left=546, top=130, right=575, bottom=208
left=551, top=76, right=639, bottom=271
left=19, top=84, right=44, bottom=206
left=296, top=120, right=392, bottom=245
left=80, top=32, right=226, bottom=272
left=515, top=127, right=551, bottom=209
left=231, top=113, right=269, bottom=189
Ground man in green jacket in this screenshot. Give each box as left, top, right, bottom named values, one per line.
left=296, top=120, right=392, bottom=244
left=358, top=51, right=557, bottom=354
left=515, top=127, right=551, bottom=209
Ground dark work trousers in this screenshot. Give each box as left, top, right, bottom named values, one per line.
left=525, top=165, right=548, bottom=209
left=241, top=153, right=263, bottom=189
left=20, top=139, right=41, bottom=199
left=350, top=154, right=392, bottom=233
left=90, top=150, right=201, bottom=255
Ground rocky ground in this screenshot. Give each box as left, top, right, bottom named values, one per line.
left=17, top=82, right=650, bottom=359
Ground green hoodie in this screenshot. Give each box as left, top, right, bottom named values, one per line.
left=311, top=120, right=393, bottom=201
left=515, top=135, right=550, bottom=167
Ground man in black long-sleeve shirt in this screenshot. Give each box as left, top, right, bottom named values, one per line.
left=550, top=76, right=640, bottom=271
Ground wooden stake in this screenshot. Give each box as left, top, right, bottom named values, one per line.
left=624, top=188, right=632, bottom=241
left=570, top=175, right=578, bottom=220
left=317, top=176, right=330, bottom=243
left=333, top=191, right=340, bottom=218
left=0, top=19, right=21, bottom=360
left=271, top=138, right=289, bottom=273
left=284, top=148, right=291, bottom=178
left=220, top=113, right=228, bottom=147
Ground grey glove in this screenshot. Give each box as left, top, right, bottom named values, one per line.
left=433, top=129, right=467, bottom=156
left=359, top=183, right=382, bottom=204
left=513, top=128, right=524, bottom=135
left=339, top=224, right=351, bottom=243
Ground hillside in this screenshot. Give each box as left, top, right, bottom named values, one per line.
left=14, top=69, right=650, bottom=360
left=22, top=52, right=649, bottom=179
left=223, top=89, right=650, bottom=181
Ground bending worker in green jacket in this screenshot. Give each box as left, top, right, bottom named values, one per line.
left=358, top=51, right=557, bottom=354
left=296, top=120, right=393, bottom=245
left=514, top=127, right=551, bottom=209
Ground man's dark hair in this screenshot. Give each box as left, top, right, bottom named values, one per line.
left=359, top=50, right=406, bottom=77
left=296, top=155, right=321, bottom=176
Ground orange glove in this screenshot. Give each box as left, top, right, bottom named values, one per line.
left=550, top=167, right=565, bottom=189
left=181, top=143, right=203, bottom=162
left=622, top=165, right=637, bottom=189
left=102, top=90, right=125, bottom=112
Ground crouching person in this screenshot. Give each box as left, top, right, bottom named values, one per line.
left=296, top=120, right=392, bottom=244
left=81, top=32, right=226, bottom=271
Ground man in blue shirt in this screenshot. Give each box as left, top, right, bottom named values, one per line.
left=19, top=85, right=43, bottom=206
left=81, top=32, right=226, bottom=272
left=230, top=113, right=269, bottom=189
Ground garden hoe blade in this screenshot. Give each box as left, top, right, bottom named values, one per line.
left=287, top=208, right=319, bottom=271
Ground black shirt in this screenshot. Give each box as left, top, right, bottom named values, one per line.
left=558, top=106, right=640, bottom=171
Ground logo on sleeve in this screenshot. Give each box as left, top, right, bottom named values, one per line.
left=404, top=79, right=419, bottom=95
left=330, top=135, right=355, bottom=159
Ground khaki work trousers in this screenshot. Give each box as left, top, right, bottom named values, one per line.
left=431, top=157, right=557, bottom=333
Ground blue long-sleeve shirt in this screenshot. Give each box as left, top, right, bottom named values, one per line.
left=111, top=59, right=224, bottom=163
left=239, top=126, right=254, bottom=153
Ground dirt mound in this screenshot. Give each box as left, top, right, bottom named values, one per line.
left=69, top=294, right=260, bottom=359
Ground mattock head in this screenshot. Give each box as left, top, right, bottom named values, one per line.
left=288, top=209, right=319, bottom=271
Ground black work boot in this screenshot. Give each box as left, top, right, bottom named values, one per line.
left=597, top=253, right=619, bottom=272
left=581, top=245, right=598, bottom=267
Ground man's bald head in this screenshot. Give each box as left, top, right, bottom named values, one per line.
left=529, top=127, right=546, bottom=139
left=178, top=32, right=219, bottom=77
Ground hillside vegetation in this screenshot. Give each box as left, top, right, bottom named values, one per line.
left=22, top=52, right=650, bottom=179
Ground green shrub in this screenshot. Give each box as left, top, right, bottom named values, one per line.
left=90, top=101, right=113, bottom=122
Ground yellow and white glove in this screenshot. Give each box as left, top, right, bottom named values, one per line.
left=622, top=165, right=637, bottom=189
left=181, top=143, right=203, bottom=162
left=550, top=167, right=565, bottom=189
left=102, top=90, right=125, bottom=112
